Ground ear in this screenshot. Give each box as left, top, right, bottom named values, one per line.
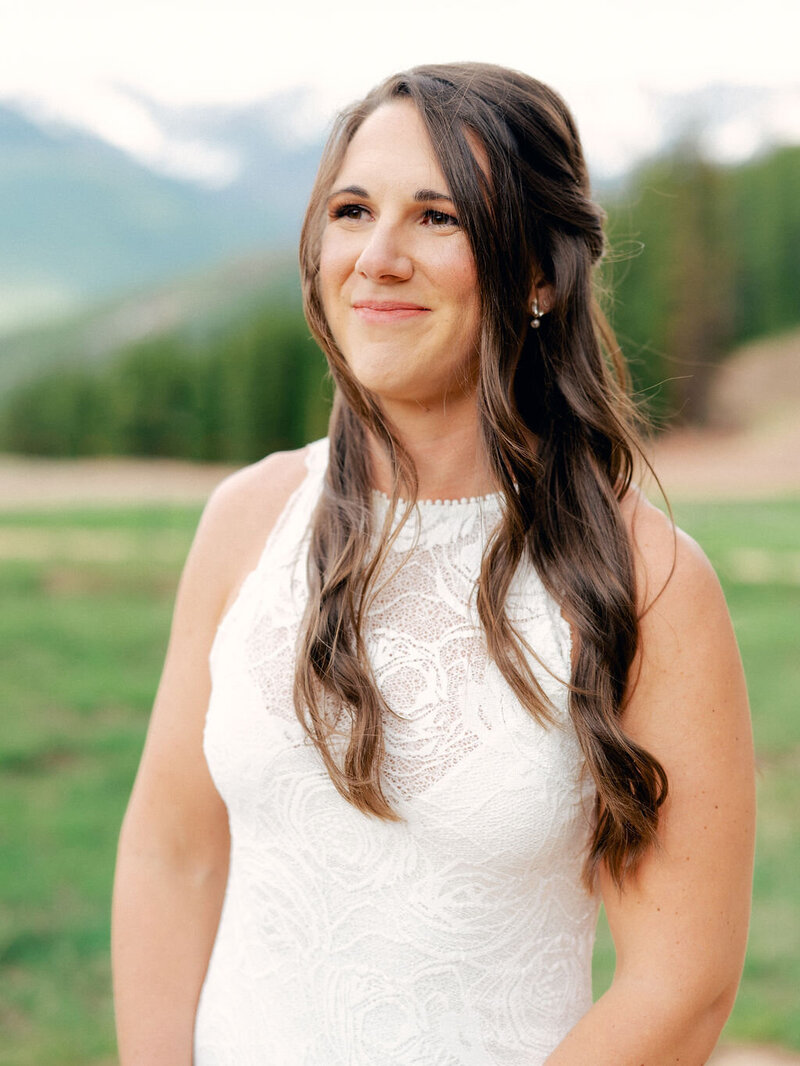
left=529, top=274, right=554, bottom=314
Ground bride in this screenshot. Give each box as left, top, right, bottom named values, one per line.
left=113, top=62, right=754, bottom=1065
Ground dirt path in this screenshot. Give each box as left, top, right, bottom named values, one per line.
left=710, top=1048, right=800, bottom=1064
left=0, top=453, right=237, bottom=510
left=647, top=420, right=800, bottom=501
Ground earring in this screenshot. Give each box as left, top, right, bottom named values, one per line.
left=530, top=296, right=544, bottom=329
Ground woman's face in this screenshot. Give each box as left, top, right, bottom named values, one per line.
left=319, top=101, right=482, bottom=412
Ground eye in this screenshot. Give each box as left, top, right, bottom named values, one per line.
left=331, top=203, right=370, bottom=222
left=422, top=208, right=459, bottom=228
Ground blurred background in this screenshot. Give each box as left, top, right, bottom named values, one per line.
left=0, top=1, right=798, bottom=1062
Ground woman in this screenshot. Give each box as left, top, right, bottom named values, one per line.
left=112, top=63, right=755, bottom=1065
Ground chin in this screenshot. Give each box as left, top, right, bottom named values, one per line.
left=344, top=353, right=416, bottom=397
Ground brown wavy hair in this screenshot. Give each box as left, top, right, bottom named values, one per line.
left=295, top=62, right=667, bottom=888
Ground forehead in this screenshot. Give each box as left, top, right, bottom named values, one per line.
left=332, top=100, right=446, bottom=189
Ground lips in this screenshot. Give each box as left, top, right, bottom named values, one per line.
left=352, top=300, right=430, bottom=323
left=353, top=300, right=428, bottom=310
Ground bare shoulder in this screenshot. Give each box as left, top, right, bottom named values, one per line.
left=618, top=484, right=719, bottom=620
left=617, top=485, right=751, bottom=764
left=186, top=446, right=311, bottom=624
left=200, top=446, right=310, bottom=551
left=616, top=485, right=748, bottom=741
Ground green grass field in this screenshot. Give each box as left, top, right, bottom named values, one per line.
left=0, top=498, right=798, bottom=1064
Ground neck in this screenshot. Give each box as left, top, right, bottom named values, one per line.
left=366, top=395, right=496, bottom=501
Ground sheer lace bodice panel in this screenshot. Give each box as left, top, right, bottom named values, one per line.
left=194, top=438, right=599, bottom=1066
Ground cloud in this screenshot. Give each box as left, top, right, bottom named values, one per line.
left=15, top=84, right=241, bottom=186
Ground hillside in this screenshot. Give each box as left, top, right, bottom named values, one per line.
left=0, top=249, right=301, bottom=393
left=0, top=101, right=321, bottom=332
left=707, top=327, right=800, bottom=433
left=1, top=109, right=798, bottom=465
left=650, top=325, right=800, bottom=500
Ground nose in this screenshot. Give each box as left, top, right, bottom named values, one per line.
left=354, top=218, right=413, bottom=283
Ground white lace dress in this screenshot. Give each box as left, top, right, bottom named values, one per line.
left=194, top=438, right=599, bottom=1066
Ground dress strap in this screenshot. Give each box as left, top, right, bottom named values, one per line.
left=303, top=436, right=330, bottom=478
left=251, top=437, right=329, bottom=577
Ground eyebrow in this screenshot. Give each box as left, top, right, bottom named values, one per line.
left=326, top=184, right=454, bottom=204
left=413, top=188, right=453, bottom=203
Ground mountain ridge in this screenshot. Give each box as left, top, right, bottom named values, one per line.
left=0, top=98, right=322, bottom=332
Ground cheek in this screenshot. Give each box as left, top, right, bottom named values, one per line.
left=447, top=259, right=481, bottom=333
left=434, top=241, right=479, bottom=307
left=318, top=233, right=352, bottom=309
left=318, top=242, right=336, bottom=308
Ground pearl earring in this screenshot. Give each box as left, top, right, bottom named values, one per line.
left=530, top=296, right=544, bottom=329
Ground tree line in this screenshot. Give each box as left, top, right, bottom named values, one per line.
left=1, top=143, right=798, bottom=460
left=0, top=310, right=332, bottom=462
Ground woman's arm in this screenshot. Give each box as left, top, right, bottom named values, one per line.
left=112, top=449, right=307, bottom=1066
left=546, top=496, right=755, bottom=1065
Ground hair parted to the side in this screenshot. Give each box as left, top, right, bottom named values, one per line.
left=295, top=61, right=668, bottom=889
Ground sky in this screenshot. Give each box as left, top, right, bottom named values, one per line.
left=1, top=0, right=799, bottom=180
